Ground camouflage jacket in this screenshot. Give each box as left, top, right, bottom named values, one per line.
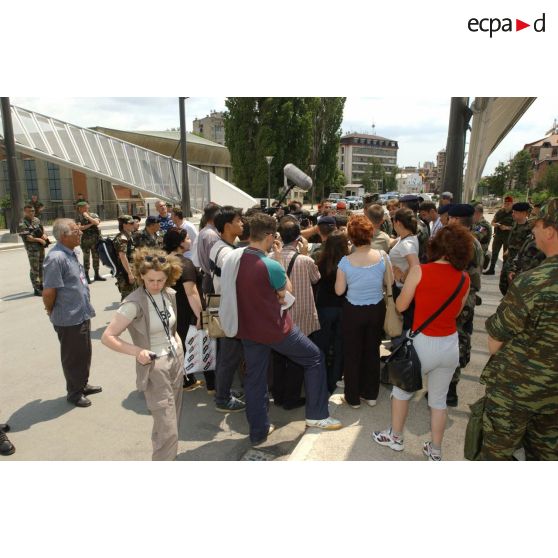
left=480, top=255, right=558, bottom=411
left=502, top=222, right=531, bottom=271
left=473, top=218, right=492, bottom=253
left=381, top=219, right=393, bottom=237
left=113, top=231, right=134, bottom=273
left=76, top=212, right=100, bottom=240
left=492, top=208, right=514, bottom=236
left=509, top=234, right=546, bottom=276
left=132, top=229, right=163, bottom=249
left=17, top=216, right=44, bottom=249
left=417, top=219, right=430, bottom=263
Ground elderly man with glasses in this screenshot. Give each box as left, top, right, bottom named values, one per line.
left=43, top=219, right=101, bottom=408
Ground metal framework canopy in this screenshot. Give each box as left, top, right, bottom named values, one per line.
left=0, top=104, right=209, bottom=205
left=463, top=97, right=536, bottom=201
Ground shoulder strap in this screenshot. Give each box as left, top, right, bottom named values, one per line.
left=410, top=272, right=466, bottom=338
left=210, top=245, right=228, bottom=278
left=286, top=251, right=300, bottom=278
left=381, top=251, right=393, bottom=297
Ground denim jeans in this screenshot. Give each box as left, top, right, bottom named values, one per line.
left=241, top=325, right=329, bottom=443
left=313, top=306, right=344, bottom=393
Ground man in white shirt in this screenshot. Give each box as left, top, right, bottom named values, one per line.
left=172, top=208, right=198, bottom=260
left=419, top=201, right=442, bottom=237
left=208, top=206, right=246, bottom=413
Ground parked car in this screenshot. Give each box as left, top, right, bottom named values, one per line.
left=345, top=196, right=363, bottom=210
left=328, top=193, right=342, bottom=202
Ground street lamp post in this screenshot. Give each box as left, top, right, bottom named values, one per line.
left=265, top=155, right=273, bottom=208
left=310, top=164, right=316, bottom=209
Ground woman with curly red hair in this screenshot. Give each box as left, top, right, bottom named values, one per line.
left=373, top=224, right=472, bottom=461
left=335, top=214, right=390, bottom=408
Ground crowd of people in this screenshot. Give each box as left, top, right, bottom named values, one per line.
left=1, top=191, right=556, bottom=462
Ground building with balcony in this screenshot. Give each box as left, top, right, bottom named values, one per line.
left=338, top=133, right=398, bottom=186
left=523, top=130, right=558, bottom=187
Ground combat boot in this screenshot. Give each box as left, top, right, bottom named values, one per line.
left=446, top=383, right=458, bottom=407
left=94, top=271, right=106, bottom=281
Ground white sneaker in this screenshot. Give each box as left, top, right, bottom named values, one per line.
left=422, top=441, right=442, bottom=461
left=361, top=398, right=377, bottom=407
left=371, top=428, right=404, bottom=451
left=306, top=416, right=343, bottom=430
left=336, top=379, right=345, bottom=388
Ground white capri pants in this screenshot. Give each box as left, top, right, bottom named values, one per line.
left=391, top=332, right=459, bottom=410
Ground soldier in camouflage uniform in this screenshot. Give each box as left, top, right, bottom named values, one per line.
left=498, top=202, right=531, bottom=296
left=478, top=198, right=558, bottom=460
left=400, top=194, right=430, bottom=263
left=75, top=201, right=105, bottom=283
left=484, top=196, right=514, bottom=275
left=114, top=215, right=138, bottom=301
left=132, top=215, right=164, bottom=249
left=18, top=204, right=49, bottom=295
left=508, top=235, right=546, bottom=279
left=447, top=204, right=483, bottom=407
left=473, top=204, right=492, bottom=269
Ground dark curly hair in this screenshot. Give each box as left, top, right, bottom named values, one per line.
left=347, top=214, right=374, bottom=246
left=393, top=208, right=418, bottom=234
left=427, top=223, right=473, bottom=271
left=317, top=230, right=350, bottom=277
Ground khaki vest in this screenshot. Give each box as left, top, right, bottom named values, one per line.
left=122, top=287, right=179, bottom=391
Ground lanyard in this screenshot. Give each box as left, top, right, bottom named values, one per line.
left=144, top=288, right=171, bottom=342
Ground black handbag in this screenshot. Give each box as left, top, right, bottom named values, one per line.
left=382, top=272, right=466, bottom=393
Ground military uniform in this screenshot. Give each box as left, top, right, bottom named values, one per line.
left=479, top=256, right=558, bottom=460
left=416, top=219, right=430, bottom=263
left=508, top=234, right=545, bottom=278
left=451, top=236, right=483, bottom=394
left=132, top=229, right=163, bottom=249
left=380, top=218, right=393, bottom=237
left=76, top=211, right=101, bottom=277
left=18, top=215, right=46, bottom=291
left=473, top=218, right=492, bottom=267
left=487, top=207, right=513, bottom=272
left=113, top=231, right=137, bottom=300
left=499, top=221, right=531, bottom=296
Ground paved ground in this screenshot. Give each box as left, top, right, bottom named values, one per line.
left=0, top=209, right=502, bottom=461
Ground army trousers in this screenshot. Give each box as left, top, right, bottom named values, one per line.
left=451, top=308, right=474, bottom=385
left=488, top=233, right=509, bottom=272
left=481, top=388, right=558, bottom=461
left=115, top=274, right=138, bottom=301
left=26, top=246, right=44, bottom=289
left=143, top=353, right=184, bottom=461
left=81, top=235, right=100, bottom=273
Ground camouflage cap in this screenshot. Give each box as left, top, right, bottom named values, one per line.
left=118, top=214, right=135, bottom=224
left=76, top=201, right=88, bottom=207
left=536, top=198, right=558, bottom=226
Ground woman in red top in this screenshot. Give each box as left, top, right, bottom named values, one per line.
left=373, top=224, right=472, bottom=461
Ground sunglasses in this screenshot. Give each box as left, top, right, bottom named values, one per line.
left=144, top=255, right=167, bottom=263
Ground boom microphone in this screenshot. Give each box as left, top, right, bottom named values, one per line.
left=283, top=163, right=313, bottom=191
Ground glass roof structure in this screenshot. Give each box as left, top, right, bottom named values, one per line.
left=0, top=104, right=209, bottom=207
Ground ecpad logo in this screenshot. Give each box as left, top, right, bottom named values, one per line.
left=468, top=13, right=546, bottom=37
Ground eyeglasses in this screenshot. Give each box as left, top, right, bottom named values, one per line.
left=144, top=255, right=167, bottom=263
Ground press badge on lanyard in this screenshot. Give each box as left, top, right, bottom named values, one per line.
left=145, top=288, right=178, bottom=358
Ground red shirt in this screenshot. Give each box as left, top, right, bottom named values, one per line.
left=412, top=263, right=470, bottom=336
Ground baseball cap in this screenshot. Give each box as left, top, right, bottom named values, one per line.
left=76, top=201, right=88, bottom=207
left=441, top=191, right=453, bottom=199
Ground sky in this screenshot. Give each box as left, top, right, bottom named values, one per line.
left=11, top=96, right=558, bottom=176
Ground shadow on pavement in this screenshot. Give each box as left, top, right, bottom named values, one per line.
left=1, top=291, right=35, bottom=302
left=6, top=397, right=73, bottom=432
left=122, top=390, right=150, bottom=415
left=91, top=326, right=107, bottom=340
left=104, top=302, right=119, bottom=311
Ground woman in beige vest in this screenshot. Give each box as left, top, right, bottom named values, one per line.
left=102, top=248, right=185, bottom=460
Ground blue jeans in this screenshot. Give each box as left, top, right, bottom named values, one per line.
left=241, top=325, right=329, bottom=443
left=314, top=306, right=344, bottom=393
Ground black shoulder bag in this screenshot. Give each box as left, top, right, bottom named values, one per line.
left=382, top=272, right=466, bottom=393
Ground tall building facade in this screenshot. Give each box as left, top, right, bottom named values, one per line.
left=435, top=149, right=446, bottom=192
left=193, top=111, right=226, bottom=145
left=338, top=133, right=398, bottom=186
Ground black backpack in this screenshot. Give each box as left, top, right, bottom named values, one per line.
left=97, top=236, right=122, bottom=276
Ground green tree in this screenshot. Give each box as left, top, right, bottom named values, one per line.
left=224, top=97, right=345, bottom=199
left=539, top=163, right=558, bottom=196
left=484, top=161, right=510, bottom=196
left=383, top=166, right=398, bottom=192
left=509, top=149, right=533, bottom=192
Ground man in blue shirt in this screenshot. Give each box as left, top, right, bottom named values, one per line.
left=43, top=219, right=101, bottom=408
left=155, top=200, right=174, bottom=234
